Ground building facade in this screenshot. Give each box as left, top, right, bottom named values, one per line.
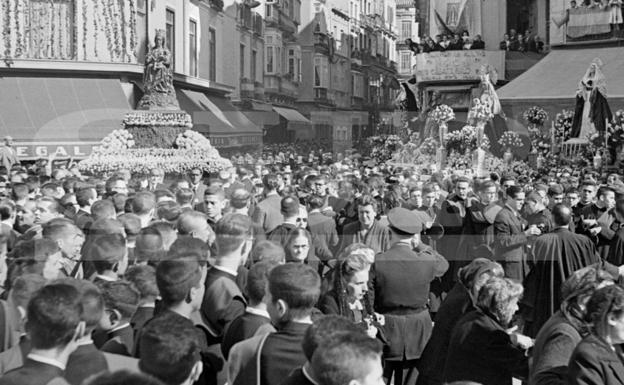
left=296, top=0, right=399, bottom=154
left=0, top=0, right=263, bottom=159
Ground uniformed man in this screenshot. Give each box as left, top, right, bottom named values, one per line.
left=371, top=207, right=449, bottom=385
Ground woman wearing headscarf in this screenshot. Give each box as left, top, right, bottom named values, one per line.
left=531, top=266, right=613, bottom=385
left=568, top=284, right=624, bottom=385
left=417, top=258, right=504, bottom=385
left=570, top=58, right=613, bottom=139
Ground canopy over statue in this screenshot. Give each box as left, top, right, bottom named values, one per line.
left=138, top=29, right=180, bottom=110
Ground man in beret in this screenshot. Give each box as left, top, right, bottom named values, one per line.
left=371, top=207, right=448, bottom=385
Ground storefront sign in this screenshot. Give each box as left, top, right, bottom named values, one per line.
left=14, top=142, right=99, bottom=159
left=414, top=51, right=504, bottom=83
left=210, top=135, right=262, bottom=147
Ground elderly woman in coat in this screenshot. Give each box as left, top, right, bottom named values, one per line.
left=443, top=276, right=531, bottom=385
left=417, top=258, right=504, bottom=385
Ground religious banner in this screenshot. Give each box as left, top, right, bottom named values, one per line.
left=429, top=0, right=482, bottom=38
left=550, top=0, right=567, bottom=44
left=414, top=51, right=504, bottom=82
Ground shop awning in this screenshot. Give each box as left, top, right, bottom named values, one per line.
left=177, top=89, right=262, bottom=147
left=498, top=47, right=624, bottom=100
left=273, top=107, right=311, bottom=124
left=0, top=76, right=131, bottom=159
left=0, top=76, right=131, bottom=141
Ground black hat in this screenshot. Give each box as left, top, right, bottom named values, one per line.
left=387, top=208, right=422, bottom=235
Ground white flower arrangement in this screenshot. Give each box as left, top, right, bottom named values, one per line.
left=468, top=98, right=494, bottom=123
left=96, top=129, right=135, bottom=152
left=79, top=148, right=232, bottom=174
left=498, top=131, right=523, bottom=149
left=81, top=128, right=231, bottom=174
left=430, top=105, right=455, bottom=125
left=523, top=106, right=548, bottom=126
left=123, top=112, right=193, bottom=127
left=175, top=130, right=214, bottom=151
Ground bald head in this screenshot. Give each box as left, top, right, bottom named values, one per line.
left=552, top=204, right=572, bottom=227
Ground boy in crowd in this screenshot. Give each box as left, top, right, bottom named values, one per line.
left=221, top=260, right=278, bottom=359
left=229, top=263, right=321, bottom=385
left=125, top=265, right=158, bottom=337
left=0, top=284, right=84, bottom=385
left=98, top=280, right=140, bottom=356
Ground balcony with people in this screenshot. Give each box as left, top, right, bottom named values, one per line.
left=551, top=0, right=624, bottom=45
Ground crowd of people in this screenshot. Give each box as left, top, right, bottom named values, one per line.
left=405, top=31, right=486, bottom=55
left=1, top=149, right=624, bottom=385
left=499, top=29, right=545, bottom=53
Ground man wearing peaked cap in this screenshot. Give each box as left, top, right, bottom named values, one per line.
left=387, top=207, right=423, bottom=235
left=371, top=207, right=448, bottom=385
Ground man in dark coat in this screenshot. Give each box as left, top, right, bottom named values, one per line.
left=438, top=177, right=476, bottom=291
left=524, top=191, right=553, bottom=234
left=187, top=167, right=207, bottom=207
left=229, top=264, right=320, bottom=385
left=0, top=284, right=81, bottom=385
left=494, top=186, right=541, bottom=280
left=371, top=208, right=448, bottom=385
left=462, top=180, right=501, bottom=259
left=252, top=174, right=283, bottom=234
left=200, top=214, right=249, bottom=346
left=576, top=186, right=616, bottom=258
left=339, top=195, right=390, bottom=255
left=572, top=181, right=596, bottom=221
left=521, top=204, right=617, bottom=338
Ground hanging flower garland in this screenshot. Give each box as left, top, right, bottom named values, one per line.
left=93, top=0, right=99, bottom=58
left=49, top=0, right=55, bottom=58
left=82, top=0, right=87, bottom=60
left=15, top=0, right=25, bottom=57
left=102, top=0, right=113, bottom=61
left=2, top=0, right=11, bottom=58
left=110, top=0, right=121, bottom=60
left=58, top=2, right=65, bottom=58
left=127, top=0, right=137, bottom=62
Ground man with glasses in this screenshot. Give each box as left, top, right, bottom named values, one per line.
left=147, top=168, right=167, bottom=192
left=188, top=167, right=206, bottom=206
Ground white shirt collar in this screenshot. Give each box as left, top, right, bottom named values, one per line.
left=95, top=274, right=117, bottom=282
left=27, top=353, right=66, bottom=370
left=302, top=365, right=319, bottom=385
left=245, top=307, right=270, bottom=319
left=109, top=322, right=131, bottom=334
left=213, top=265, right=238, bottom=277
left=76, top=336, right=94, bottom=346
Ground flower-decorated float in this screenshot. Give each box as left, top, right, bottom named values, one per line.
left=80, top=30, right=231, bottom=175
